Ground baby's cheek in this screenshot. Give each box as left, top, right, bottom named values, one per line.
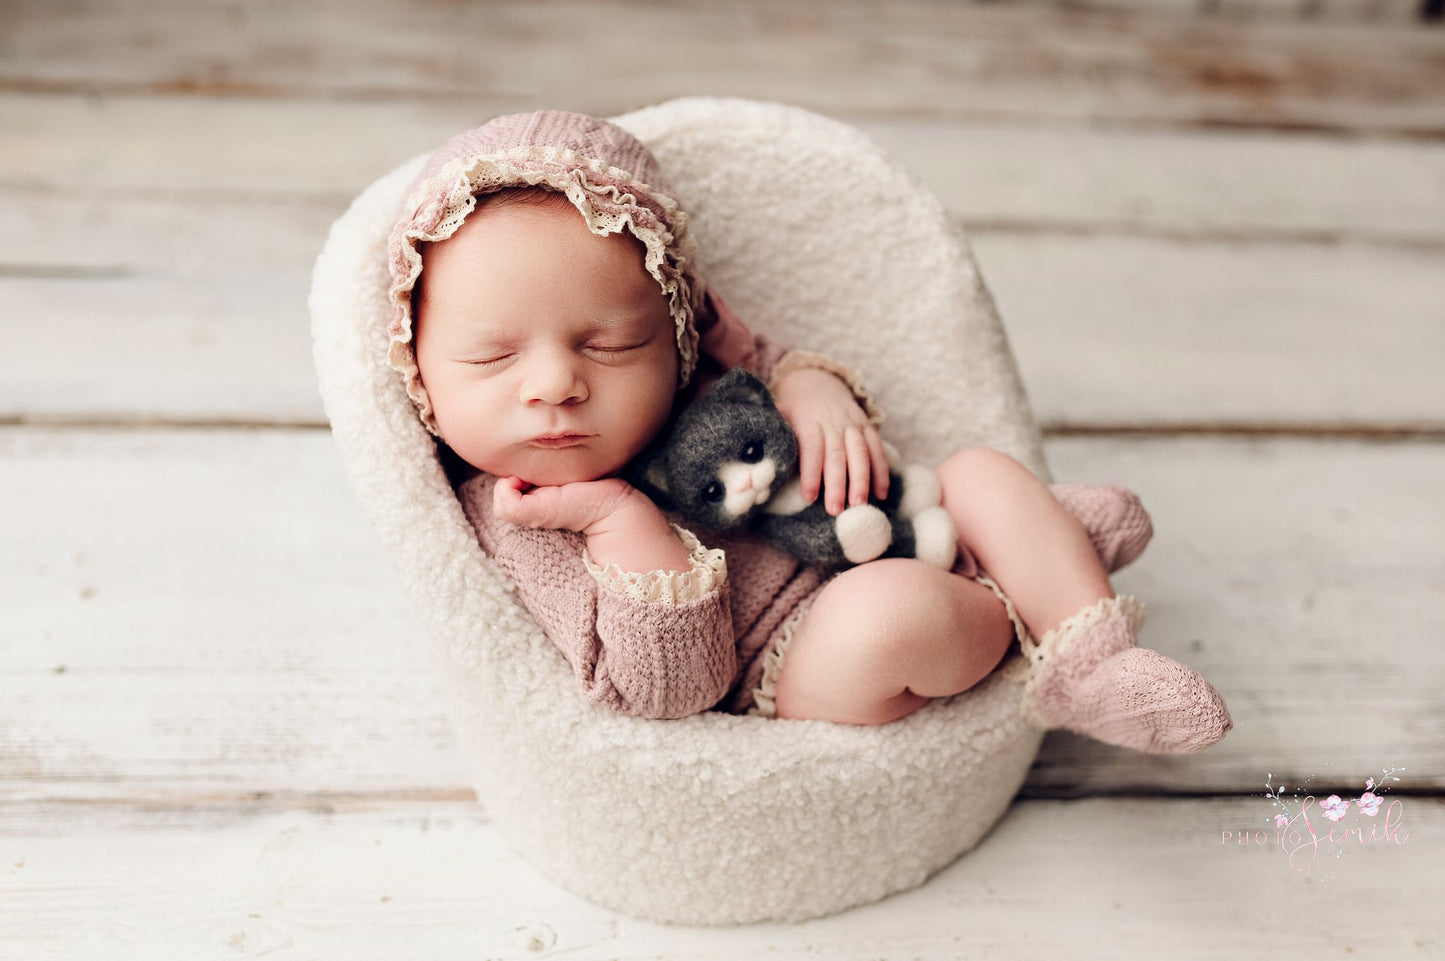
left=435, top=389, right=511, bottom=471
left=637, top=398, right=681, bottom=455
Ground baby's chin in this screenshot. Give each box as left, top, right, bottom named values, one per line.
left=493, top=450, right=631, bottom=488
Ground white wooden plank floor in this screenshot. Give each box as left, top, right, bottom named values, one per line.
left=3, top=1, right=1443, bottom=957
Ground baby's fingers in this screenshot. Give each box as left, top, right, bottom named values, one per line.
left=844, top=427, right=875, bottom=508
left=492, top=476, right=536, bottom=526
left=822, top=429, right=852, bottom=516
left=494, top=477, right=634, bottom=532
left=493, top=477, right=577, bottom=530
left=795, top=422, right=825, bottom=505
left=865, top=427, right=890, bottom=502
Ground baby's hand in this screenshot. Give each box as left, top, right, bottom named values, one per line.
left=492, top=476, right=638, bottom=534
left=494, top=475, right=693, bottom=574
left=771, top=367, right=888, bottom=516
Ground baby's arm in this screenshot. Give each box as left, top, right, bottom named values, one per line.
left=492, top=475, right=692, bottom=574
left=461, top=474, right=737, bottom=719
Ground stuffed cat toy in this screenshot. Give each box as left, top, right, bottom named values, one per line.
left=626, top=369, right=958, bottom=572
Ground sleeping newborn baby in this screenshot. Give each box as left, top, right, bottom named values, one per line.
left=382, top=109, right=1232, bottom=753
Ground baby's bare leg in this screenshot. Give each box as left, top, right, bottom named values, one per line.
left=937, top=448, right=1113, bottom=640
left=930, top=450, right=1233, bottom=753
left=772, top=558, right=1014, bottom=725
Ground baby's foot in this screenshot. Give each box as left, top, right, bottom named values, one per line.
left=1021, top=595, right=1232, bottom=754
left=1049, top=484, right=1154, bottom=573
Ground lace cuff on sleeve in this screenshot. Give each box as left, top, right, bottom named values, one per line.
left=582, top=524, right=728, bottom=605
left=767, top=349, right=885, bottom=427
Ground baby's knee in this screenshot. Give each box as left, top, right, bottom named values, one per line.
left=805, top=560, right=990, bottom=680
left=775, top=561, right=1011, bottom=722
left=773, top=562, right=933, bottom=714
left=820, top=559, right=940, bottom=647
left=937, top=446, right=1030, bottom=491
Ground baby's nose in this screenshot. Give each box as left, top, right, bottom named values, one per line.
left=521, top=353, right=587, bottom=405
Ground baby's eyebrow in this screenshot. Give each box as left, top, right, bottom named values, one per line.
left=585, top=310, right=658, bottom=333
left=450, top=326, right=515, bottom=350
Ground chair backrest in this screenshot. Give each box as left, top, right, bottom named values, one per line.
left=618, top=97, right=1045, bottom=474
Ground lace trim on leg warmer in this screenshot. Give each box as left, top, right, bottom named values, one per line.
left=1018, top=594, right=1147, bottom=729
left=1021, top=594, right=1146, bottom=666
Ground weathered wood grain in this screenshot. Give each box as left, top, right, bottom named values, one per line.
left=0, top=427, right=463, bottom=797
left=2, top=795, right=1439, bottom=958
left=2, top=1, right=1445, bottom=135
left=3, top=96, right=1442, bottom=429
left=3, top=428, right=1441, bottom=799
left=2, top=1, right=1443, bottom=135
left=1197, top=0, right=1426, bottom=19
left=8, top=96, right=1444, bottom=240
left=869, top=120, right=1445, bottom=246
left=981, top=233, right=1445, bottom=431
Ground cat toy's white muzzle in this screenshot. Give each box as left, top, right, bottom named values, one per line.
left=718, top=459, right=778, bottom=518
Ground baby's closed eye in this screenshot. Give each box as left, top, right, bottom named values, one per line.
left=582, top=336, right=655, bottom=360
left=585, top=340, right=648, bottom=353
left=454, top=335, right=520, bottom=367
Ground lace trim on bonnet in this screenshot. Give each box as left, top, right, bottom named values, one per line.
left=387, top=145, right=705, bottom=436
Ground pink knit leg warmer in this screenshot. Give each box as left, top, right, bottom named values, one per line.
left=1049, top=483, right=1154, bottom=574
left=1021, top=595, right=1233, bottom=754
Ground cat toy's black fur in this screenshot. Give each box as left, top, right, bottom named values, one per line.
left=625, top=369, right=957, bottom=572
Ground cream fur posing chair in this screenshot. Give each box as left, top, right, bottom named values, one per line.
left=309, top=97, right=1050, bottom=926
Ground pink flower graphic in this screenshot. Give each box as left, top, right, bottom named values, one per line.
left=1320, top=795, right=1350, bottom=821
left=1275, top=813, right=1290, bottom=828
left=1356, top=792, right=1382, bottom=816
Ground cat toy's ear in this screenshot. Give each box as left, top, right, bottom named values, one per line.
left=623, top=444, right=676, bottom=509
left=708, top=368, right=775, bottom=408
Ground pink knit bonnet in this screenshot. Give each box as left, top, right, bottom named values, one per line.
left=385, top=110, right=707, bottom=437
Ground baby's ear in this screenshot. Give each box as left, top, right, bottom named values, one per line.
left=708, top=368, right=774, bottom=408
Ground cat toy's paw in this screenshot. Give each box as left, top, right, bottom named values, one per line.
left=836, top=505, right=893, bottom=564
left=911, top=506, right=958, bottom=569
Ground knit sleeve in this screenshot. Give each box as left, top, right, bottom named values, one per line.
left=457, top=474, right=738, bottom=719
left=695, top=287, right=883, bottom=426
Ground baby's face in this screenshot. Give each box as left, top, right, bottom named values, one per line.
left=414, top=198, right=680, bottom=486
